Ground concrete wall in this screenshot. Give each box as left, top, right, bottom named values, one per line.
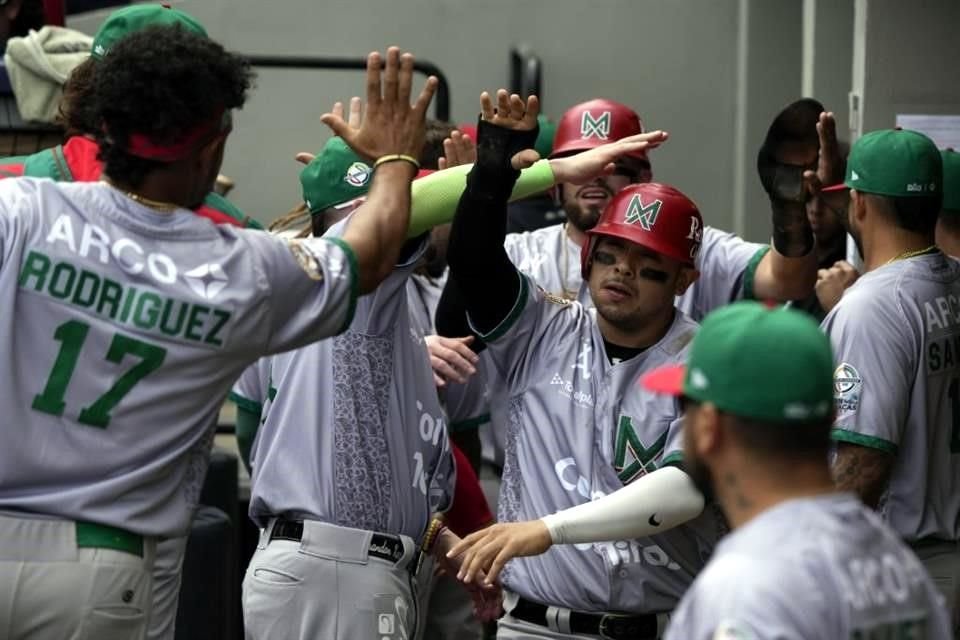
left=68, top=0, right=828, bottom=241
left=853, top=0, right=960, bottom=138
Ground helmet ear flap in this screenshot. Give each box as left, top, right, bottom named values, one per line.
left=580, top=235, right=597, bottom=279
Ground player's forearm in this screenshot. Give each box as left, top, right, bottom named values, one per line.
left=235, top=405, right=260, bottom=474
left=831, top=442, right=893, bottom=510
left=754, top=245, right=818, bottom=302
left=341, top=161, right=416, bottom=293
left=541, top=466, right=705, bottom=544
left=407, top=160, right=555, bottom=238
left=446, top=123, right=531, bottom=333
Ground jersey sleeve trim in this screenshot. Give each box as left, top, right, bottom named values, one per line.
left=449, top=412, right=491, bottom=432
left=830, top=428, right=898, bottom=454
left=228, top=391, right=263, bottom=416
left=742, top=245, right=771, bottom=300
left=476, top=271, right=530, bottom=343
left=324, top=237, right=360, bottom=334
left=661, top=451, right=684, bottom=467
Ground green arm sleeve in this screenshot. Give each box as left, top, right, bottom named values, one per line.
left=407, top=159, right=555, bottom=238
left=234, top=403, right=261, bottom=473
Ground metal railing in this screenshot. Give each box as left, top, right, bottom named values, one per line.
left=510, top=45, right=543, bottom=105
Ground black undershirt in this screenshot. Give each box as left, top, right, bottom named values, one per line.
left=603, top=340, right=647, bottom=365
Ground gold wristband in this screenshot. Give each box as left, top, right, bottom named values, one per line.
left=374, top=154, right=420, bottom=172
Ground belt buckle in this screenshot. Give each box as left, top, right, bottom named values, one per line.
left=597, top=613, right=633, bottom=640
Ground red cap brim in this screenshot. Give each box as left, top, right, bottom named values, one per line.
left=640, top=364, right=686, bottom=396
left=821, top=182, right=849, bottom=193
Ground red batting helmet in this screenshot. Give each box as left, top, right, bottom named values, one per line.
left=581, top=183, right=703, bottom=277
left=550, top=99, right=646, bottom=159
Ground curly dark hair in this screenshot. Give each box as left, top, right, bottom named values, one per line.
left=91, top=24, right=254, bottom=186
left=57, top=57, right=98, bottom=137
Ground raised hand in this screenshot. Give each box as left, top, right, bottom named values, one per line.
left=438, top=130, right=477, bottom=170
left=446, top=519, right=553, bottom=586
left=320, top=47, right=437, bottom=162
left=549, top=131, right=669, bottom=185
left=803, top=111, right=842, bottom=195
left=481, top=89, right=539, bottom=132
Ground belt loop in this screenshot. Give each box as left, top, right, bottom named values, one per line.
left=657, top=612, right=671, bottom=638
left=257, top=520, right=274, bottom=550
left=555, top=606, right=573, bottom=634
left=545, top=605, right=561, bottom=632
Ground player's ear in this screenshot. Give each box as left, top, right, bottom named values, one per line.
left=674, top=267, right=700, bottom=296
left=849, top=189, right=866, bottom=225
left=694, top=402, right=723, bottom=458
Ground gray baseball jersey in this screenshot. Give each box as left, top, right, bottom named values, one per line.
left=0, top=179, right=356, bottom=537
left=666, top=493, right=951, bottom=639
left=246, top=232, right=454, bottom=540
left=504, top=223, right=769, bottom=321
left=407, top=271, right=492, bottom=436
left=473, top=273, right=725, bottom=613
left=823, top=252, right=960, bottom=541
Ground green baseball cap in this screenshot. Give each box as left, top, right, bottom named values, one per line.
left=300, top=137, right=373, bottom=213
left=91, top=4, right=208, bottom=60
left=642, top=301, right=835, bottom=423
left=831, top=128, right=942, bottom=198
left=942, top=149, right=960, bottom=212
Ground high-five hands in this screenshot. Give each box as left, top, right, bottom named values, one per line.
left=433, top=527, right=503, bottom=621
left=479, top=89, right=541, bottom=170
left=803, top=111, right=842, bottom=195
left=320, top=47, right=438, bottom=164
left=446, top=519, right=554, bottom=587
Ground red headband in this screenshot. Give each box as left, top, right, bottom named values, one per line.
left=125, top=109, right=231, bottom=162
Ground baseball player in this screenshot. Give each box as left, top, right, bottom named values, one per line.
left=237, top=123, right=514, bottom=638
left=0, top=8, right=261, bottom=639
left=0, top=29, right=438, bottom=640
left=439, top=90, right=724, bottom=640
left=820, top=129, right=960, bottom=631
left=653, top=302, right=950, bottom=639
left=469, top=99, right=833, bottom=519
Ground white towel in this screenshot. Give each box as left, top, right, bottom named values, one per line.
left=3, top=26, right=93, bottom=124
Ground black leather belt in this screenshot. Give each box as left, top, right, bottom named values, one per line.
left=510, top=596, right=659, bottom=640
left=269, top=518, right=420, bottom=569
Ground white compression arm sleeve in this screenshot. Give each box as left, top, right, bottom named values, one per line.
left=541, top=466, right=705, bottom=544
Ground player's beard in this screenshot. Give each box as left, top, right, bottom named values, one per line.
left=683, top=449, right=717, bottom=504
left=564, top=200, right=604, bottom=233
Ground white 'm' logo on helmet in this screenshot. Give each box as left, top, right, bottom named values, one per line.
left=580, top=111, right=611, bottom=140
left=624, top=194, right=662, bottom=230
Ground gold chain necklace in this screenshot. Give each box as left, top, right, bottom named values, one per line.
left=102, top=180, right=180, bottom=213
left=885, top=245, right=938, bottom=265
left=559, top=223, right=578, bottom=299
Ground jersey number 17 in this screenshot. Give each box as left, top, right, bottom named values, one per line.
left=32, top=319, right=166, bottom=428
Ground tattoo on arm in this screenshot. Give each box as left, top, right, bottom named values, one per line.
left=771, top=200, right=814, bottom=257
left=831, top=443, right=894, bottom=509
